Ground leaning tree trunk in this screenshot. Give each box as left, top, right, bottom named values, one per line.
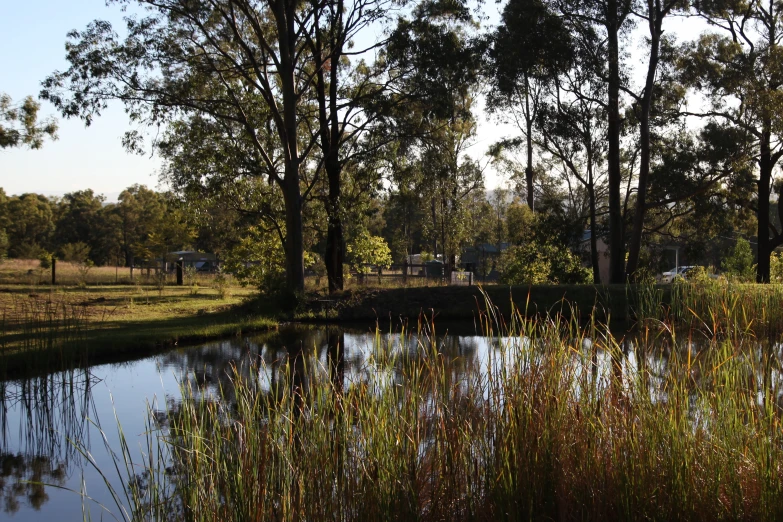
left=525, top=74, right=535, bottom=210
left=626, top=0, right=666, bottom=280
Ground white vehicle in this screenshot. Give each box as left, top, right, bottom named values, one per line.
left=660, top=266, right=696, bottom=284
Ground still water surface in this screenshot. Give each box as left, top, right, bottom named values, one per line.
left=1, top=323, right=516, bottom=520
left=1, top=322, right=774, bottom=520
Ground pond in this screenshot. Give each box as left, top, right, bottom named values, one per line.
left=0, top=322, right=781, bottom=520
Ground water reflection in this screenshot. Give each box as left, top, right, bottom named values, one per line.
left=0, top=368, right=96, bottom=514
left=2, top=323, right=783, bottom=520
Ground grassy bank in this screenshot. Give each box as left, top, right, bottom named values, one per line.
left=0, top=283, right=276, bottom=376
left=107, top=290, right=783, bottom=521
left=315, top=281, right=783, bottom=333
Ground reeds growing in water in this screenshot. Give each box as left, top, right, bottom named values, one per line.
left=97, top=288, right=783, bottom=522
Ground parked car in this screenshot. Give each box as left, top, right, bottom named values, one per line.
left=660, top=266, right=696, bottom=284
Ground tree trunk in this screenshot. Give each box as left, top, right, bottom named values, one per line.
left=757, top=129, right=772, bottom=283
left=607, top=0, right=625, bottom=284
left=274, top=0, right=305, bottom=297
left=525, top=74, right=535, bottom=210
left=315, top=5, right=346, bottom=295
left=626, top=0, right=664, bottom=280
left=283, top=171, right=306, bottom=294
left=325, top=159, right=344, bottom=293
left=588, top=183, right=601, bottom=284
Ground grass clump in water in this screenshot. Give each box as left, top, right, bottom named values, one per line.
left=106, top=292, right=783, bottom=521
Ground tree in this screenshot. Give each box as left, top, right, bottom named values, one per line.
left=487, top=0, right=573, bottom=210
left=114, top=185, right=166, bottom=268
left=679, top=0, right=783, bottom=282
left=346, top=231, right=392, bottom=273
left=43, top=0, right=321, bottom=295
left=533, top=70, right=608, bottom=283
left=624, top=0, right=687, bottom=279
left=721, top=237, right=755, bottom=281
left=0, top=93, right=57, bottom=149
left=499, top=241, right=591, bottom=285
left=54, top=190, right=105, bottom=262
left=5, top=194, right=55, bottom=258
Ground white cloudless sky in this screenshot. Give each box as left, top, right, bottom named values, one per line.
left=1, top=1, right=707, bottom=200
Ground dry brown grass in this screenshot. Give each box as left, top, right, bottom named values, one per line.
left=0, top=258, right=225, bottom=286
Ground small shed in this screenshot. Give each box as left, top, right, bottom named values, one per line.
left=165, top=251, right=218, bottom=272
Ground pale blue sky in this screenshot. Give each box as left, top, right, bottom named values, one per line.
left=1, top=1, right=702, bottom=201
left=2, top=1, right=163, bottom=199
left=0, top=1, right=515, bottom=200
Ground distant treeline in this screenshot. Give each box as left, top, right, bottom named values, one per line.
left=0, top=185, right=193, bottom=267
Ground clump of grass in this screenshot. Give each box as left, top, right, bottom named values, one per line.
left=105, top=291, right=783, bottom=521
left=669, top=279, right=783, bottom=336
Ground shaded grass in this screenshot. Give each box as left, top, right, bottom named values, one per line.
left=0, top=285, right=276, bottom=377
left=105, top=291, right=783, bottom=521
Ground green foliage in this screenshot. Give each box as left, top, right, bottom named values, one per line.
left=38, top=252, right=52, bottom=270
left=76, top=260, right=94, bottom=287
left=505, top=199, right=536, bottom=245
left=685, top=265, right=713, bottom=284
left=223, top=227, right=286, bottom=294
left=213, top=270, right=232, bottom=300
left=0, top=229, right=7, bottom=260
left=721, top=238, right=755, bottom=281
left=771, top=252, right=783, bottom=283
left=0, top=93, right=57, bottom=149
left=307, top=253, right=327, bottom=285
left=59, top=242, right=91, bottom=263
left=347, top=232, right=392, bottom=274
left=499, top=241, right=590, bottom=285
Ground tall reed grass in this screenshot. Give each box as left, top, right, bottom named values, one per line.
left=100, top=290, right=783, bottom=522
left=0, top=295, right=89, bottom=370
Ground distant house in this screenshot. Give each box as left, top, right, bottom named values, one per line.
left=460, top=243, right=510, bottom=281
left=165, top=251, right=218, bottom=272
left=579, top=231, right=610, bottom=283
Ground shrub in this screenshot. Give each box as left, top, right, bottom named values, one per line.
left=0, top=229, right=8, bottom=260
left=721, top=238, right=755, bottom=281
left=38, top=251, right=52, bottom=270
left=213, top=270, right=232, bottom=300
left=223, top=227, right=285, bottom=294
left=499, top=241, right=591, bottom=285
left=59, top=242, right=91, bottom=263
left=347, top=232, right=392, bottom=274
left=771, top=251, right=783, bottom=282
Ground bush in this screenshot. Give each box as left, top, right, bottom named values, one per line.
left=771, top=251, right=783, bottom=282
left=499, top=241, right=591, bottom=285
left=0, top=229, right=8, bottom=260
left=59, top=242, right=91, bottom=263
left=38, top=251, right=52, bottom=270
left=223, top=227, right=286, bottom=294
left=347, top=232, right=392, bottom=274
left=721, top=238, right=755, bottom=281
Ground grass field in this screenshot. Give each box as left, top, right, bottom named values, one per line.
left=0, top=260, right=278, bottom=375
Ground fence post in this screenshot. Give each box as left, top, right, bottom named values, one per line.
left=176, top=260, right=184, bottom=286
left=51, top=256, right=56, bottom=285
